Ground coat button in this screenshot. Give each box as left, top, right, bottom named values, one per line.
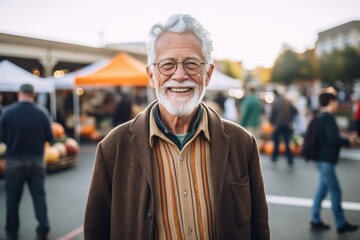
left=147, top=212, right=153, bottom=220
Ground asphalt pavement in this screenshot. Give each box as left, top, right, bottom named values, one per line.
left=0, top=144, right=359, bottom=240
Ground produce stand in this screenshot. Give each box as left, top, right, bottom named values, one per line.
left=0, top=122, right=80, bottom=179
left=46, top=155, right=78, bottom=173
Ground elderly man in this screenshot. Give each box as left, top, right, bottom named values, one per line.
left=84, top=14, right=269, bottom=240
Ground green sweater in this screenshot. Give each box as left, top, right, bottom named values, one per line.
left=240, top=95, right=262, bottom=127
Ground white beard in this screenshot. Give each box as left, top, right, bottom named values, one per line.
left=155, top=79, right=206, bottom=117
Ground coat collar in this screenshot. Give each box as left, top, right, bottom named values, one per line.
left=128, top=101, right=230, bottom=212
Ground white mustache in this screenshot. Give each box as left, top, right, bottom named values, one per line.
left=161, top=80, right=197, bottom=89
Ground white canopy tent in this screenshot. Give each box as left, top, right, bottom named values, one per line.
left=207, top=68, right=242, bottom=91
left=46, top=59, right=109, bottom=90
left=0, top=60, right=54, bottom=92
left=0, top=60, right=56, bottom=118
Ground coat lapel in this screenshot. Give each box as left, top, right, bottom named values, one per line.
left=128, top=101, right=157, bottom=187
left=204, top=105, right=231, bottom=219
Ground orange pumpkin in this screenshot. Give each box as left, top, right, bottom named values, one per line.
left=80, top=124, right=96, bottom=137
left=262, top=141, right=293, bottom=155
left=262, top=141, right=274, bottom=155
left=261, top=121, right=274, bottom=137
left=52, top=122, right=65, bottom=139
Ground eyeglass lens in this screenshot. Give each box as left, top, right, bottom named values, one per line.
left=157, top=59, right=203, bottom=76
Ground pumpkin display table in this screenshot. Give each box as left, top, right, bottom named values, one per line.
left=257, top=121, right=303, bottom=156
left=0, top=122, right=81, bottom=179
left=45, top=122, right=80, bottom=172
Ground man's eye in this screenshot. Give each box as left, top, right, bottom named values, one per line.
left=160, top=62, right=176, bottom=69
left=185, top=61, right=200, bottom=69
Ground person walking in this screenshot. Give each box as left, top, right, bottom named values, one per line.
left=269, top=89, right=297, bottom=167
left=310, top=87, right=359, bottom=233
left=0, top=83, right=54, bottom=240
left=84, top=14, right=269, bottom=240
left=240, top=87, right=263, bottom=139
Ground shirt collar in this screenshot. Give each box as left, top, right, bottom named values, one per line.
left=149, top=103, right=210, bottom=149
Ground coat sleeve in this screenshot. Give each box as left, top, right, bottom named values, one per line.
left=84, top=143, right=111, bottom=240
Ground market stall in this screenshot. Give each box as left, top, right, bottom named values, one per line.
left=73, top=53, right=149, bottom=141
left=0, top=60, right=56, bottom=118
left=0, top=122, right=80, bottom=178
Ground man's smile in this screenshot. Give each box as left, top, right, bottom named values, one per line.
left=168, top=87, right=193, bottom=93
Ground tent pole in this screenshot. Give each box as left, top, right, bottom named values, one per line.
left=73, top=89, right=81, bottom=143
left=50, top=92, right=57, bottom=121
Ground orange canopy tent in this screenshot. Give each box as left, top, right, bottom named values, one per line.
left=75, top=52, right=149, bottom=87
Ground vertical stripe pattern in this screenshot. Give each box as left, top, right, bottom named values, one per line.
left=150, top=109, right=213, bottom=239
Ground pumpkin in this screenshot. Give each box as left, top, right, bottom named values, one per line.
left=44, top=146, right=61, bottom=164
left=64, top=138, right=79, bottom=156
left=53, top=142, right=67, bottom=157
left=0, top=159, right=5, bottom=178
left=261, top=141, right=299, bottom=155
left=52, top=122, right=65, bottom=139
left=261, top=121, right=274, bottom=137
left=262, top=141, right=274, bottom=155
left=0, top=142, right=6, bottom=156
left=80, top=124, right=96, bottom=137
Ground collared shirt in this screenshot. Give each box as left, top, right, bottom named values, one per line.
left=149, top=104, right=214, bottom=240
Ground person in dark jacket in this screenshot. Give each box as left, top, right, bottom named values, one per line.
left=84, top=14, right=270, bottom=240
left=269, top=89, right=297, bottom=167
left=0, top=83, right=54, bottom=240
left=310, top=87, right=359, bottom=233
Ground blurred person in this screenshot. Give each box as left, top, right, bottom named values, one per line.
left=84, top=14, right=269, bottom=240
left=293, top=91, right=308, bottom=136
left=240, top=87, right=263, bottom=139
left=269, top=89, right=298, bottom=167
left=310, top=87, right=359, bottom=233
left=214, top=91, right=226, bottom=115
left=223, top=96, right=238, bottom=122
left=0, top=84, right=54, bottom=240
left=112, top=92, right=133, bottom=127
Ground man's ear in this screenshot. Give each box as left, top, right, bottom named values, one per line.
left=146, top=66, right=156, bottom=89
left=205, top=64, right=215, bottom=87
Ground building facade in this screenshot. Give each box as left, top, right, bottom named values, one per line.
left=0, top=32, right=146, bottom=77
left=315, top=20, right=360, bottom=56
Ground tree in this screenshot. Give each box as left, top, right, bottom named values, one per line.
left=270, top=50, right=313, bottom=85
left=318, top=47, right=360, bottom=84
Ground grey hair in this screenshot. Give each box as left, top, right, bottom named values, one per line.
left=146, top=14, right=213, bottom=72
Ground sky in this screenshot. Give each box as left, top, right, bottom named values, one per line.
left=0, top=0, right=359, bottom=70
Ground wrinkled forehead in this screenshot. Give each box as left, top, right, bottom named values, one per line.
left=155, top=32, right=203, bottom=58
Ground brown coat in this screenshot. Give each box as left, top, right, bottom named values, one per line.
left=84, top=101, right=270, bottom=240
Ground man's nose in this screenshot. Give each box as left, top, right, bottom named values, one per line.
left=173, top=62, right=188, bottom=78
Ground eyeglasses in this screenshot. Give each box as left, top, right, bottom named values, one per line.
left=153, top=58, right=207, bottom=76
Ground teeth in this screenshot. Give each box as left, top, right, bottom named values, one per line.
left=169, top=87, right=191, bottom=92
